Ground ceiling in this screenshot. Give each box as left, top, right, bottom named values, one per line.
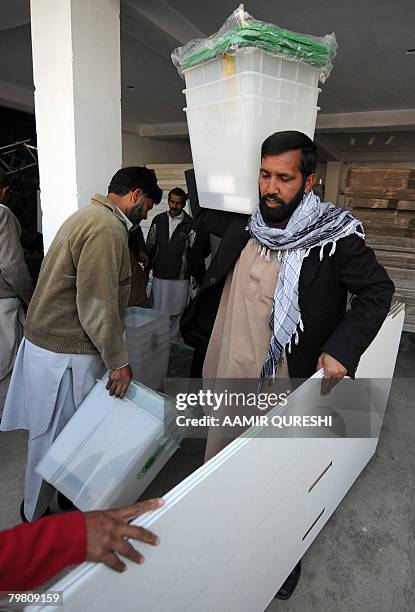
left=1, top=0, right=415, bottom=159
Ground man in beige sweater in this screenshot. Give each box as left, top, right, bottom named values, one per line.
left=1, top=167, right=162, bottom=521
left=0, top=173, right=33, bottom=415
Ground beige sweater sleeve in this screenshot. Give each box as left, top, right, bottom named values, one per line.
left=75, top=230, right=130, bottom=370
left=0, top=205, right=33, bottom=305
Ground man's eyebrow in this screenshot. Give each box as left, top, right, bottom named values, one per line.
left=259, top=168, right=294, bottom=178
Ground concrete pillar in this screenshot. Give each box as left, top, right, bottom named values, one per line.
left=30, top=0, right=122, bottom=250
left=325, top=161, right=342, bottom=205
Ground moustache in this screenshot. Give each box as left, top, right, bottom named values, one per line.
left=261, top=194, right=288, bottom=207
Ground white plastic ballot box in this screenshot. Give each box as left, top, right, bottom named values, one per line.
left=125, top=307, right=170, bottom=391
left=183, top=49, right=321, bottom=214
left=36, top=378, right=182, bottom=511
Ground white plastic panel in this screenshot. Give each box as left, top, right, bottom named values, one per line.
left=31, top=307, right=404, bottom=612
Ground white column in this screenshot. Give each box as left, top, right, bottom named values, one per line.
left=325, top=161, right=342, bottom=205
left=30, top=0, right=122, bottom=250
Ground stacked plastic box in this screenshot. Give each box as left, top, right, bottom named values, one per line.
left=182, top=48, right=321, bottom=214
left=125, top=307, right=170, bottom=390
left=36, top=377, right=183, bottom=511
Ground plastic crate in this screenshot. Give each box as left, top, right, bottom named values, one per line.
left=37, top=379, right=183, bottom=510
left=185, top=95, right=319, bottom=214
left=183, top=48, right=320, bottom=89
left=184, top=72, right=319, bottom=108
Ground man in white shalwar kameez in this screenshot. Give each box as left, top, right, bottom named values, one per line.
left=1, top=167, right=162, bottom=521
left=0, top=186, right=33, bottom=416
left=4, top=343, right=105, bottom=520
left=147, top=188, right=193, bottom=338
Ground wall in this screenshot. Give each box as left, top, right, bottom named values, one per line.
left=31, top=0, right=122, bottom=250
left=122, top=131, right=192, bottom=166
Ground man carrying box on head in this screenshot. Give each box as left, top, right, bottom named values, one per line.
left=182, top=131, right=394, bottom=599
left=1, top=167, right=162, bottom=523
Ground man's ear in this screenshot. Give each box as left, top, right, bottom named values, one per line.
left=132, top=188, right=143, bottom=202
left=304, top=173, right=315, bottom=194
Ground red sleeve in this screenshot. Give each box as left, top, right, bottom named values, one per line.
left=0, top=511, right=87, bottom=591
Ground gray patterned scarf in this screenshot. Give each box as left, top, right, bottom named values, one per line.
left=248, top=191, right=364, bottom=381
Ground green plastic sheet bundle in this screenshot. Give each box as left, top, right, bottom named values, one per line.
left=172, top=4, right=337, bottom=83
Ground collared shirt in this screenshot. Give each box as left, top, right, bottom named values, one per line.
left=112, top=205, right=131, bottom=368
left=115, top=206, right=133, bottom=231
left=203, top=239, right=289, bottom=380
left=168, top=211, right=184, bottom=239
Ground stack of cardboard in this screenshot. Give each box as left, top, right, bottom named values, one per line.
left=344, top=165, right=415, bottom=332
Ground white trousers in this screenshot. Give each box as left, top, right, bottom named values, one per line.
left=151, top=277, right=189, bottom=339
left=0, top=297, right=25, bottom=416
left=1, top=339, right=105, bottom=520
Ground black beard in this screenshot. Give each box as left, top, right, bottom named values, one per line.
left=259, top=183, right=305, bottom=224
left=169, top=208, right=182, bottom=218
left=126, top=203, right=143, bottom=224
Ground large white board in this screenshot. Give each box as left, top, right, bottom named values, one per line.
left=30, top=306, right=405, bottom=612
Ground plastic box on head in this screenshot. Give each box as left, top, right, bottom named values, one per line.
left=172, top=4, right=337, bottom=214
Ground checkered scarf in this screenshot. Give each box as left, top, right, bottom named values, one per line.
left=248, top=191, right=364, bottom=382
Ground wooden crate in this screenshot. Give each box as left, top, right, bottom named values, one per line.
left=364, top=235, right=415, bottom=332
left=348, top=205, right=414, bottom=242
left=398, top=189, right=415, bottom=201
left=398, top=200, right=415, bottom=211
left=346, top=166, right=415, bottom=189
left=365, top=235, right=415, bottom=251
left=345, top=197, right=397, bottom=209
left=374, top=248, right=415, bottom=269
left=344, top=187, right=403, bottom=199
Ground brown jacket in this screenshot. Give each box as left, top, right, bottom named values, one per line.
left=25, top=195, right=131, bottom=370
left=128, top=250, right=148, bottom=307
left=0, top=204, right=33, bottom=305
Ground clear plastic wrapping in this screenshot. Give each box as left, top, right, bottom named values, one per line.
left=172, top=4, right=337, bottom=83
